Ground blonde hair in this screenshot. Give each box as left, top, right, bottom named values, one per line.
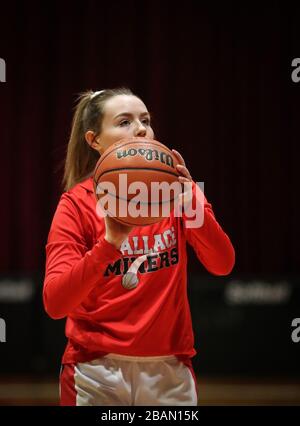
left=63, top=87, right=134, bottom=191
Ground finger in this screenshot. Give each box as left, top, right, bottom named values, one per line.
left=181, top=189, right=193, bottom=209
left=178, top=176, right=191, bottom=183
left=175, top=192, right=184, bottom=212
left=176, top=164, right=192, bottom=180
left=172, top=149, right=186, bottom=167
left=175, top=190, right=193, bottom=213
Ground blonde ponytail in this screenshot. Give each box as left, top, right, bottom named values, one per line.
left=63, top=91, right=98, bottom=190
left=63, top=87, right=134, bottom=191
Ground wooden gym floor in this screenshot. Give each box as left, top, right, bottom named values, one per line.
left=0, top=376, right=299, bottom=406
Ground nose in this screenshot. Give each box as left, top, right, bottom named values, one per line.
left=134, top=120, right=147, bottom=137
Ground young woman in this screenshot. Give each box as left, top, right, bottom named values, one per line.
left=43, top=87, right=235, bottom=406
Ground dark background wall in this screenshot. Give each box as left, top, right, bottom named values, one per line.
left=0, top=0, right=299, bottom=378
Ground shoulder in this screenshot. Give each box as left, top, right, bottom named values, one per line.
left=61, top=176, right=94, bottom=204
left=47, top=177, right=96, bottom=245
left=66, top=176, right=94, bottom=198
left=56, top=176, right=96, bottom=218
left=50, top=176, right=98, bottom=237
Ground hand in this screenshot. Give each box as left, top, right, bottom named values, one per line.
left=172, top=149, right=193, bottom=182
left=172, top=149, right=193, bottom=212
left=104, top=215, right=133, bottom=249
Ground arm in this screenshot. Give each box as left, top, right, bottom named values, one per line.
left=43, top=193, right=122, bottom=320
left=172, top=149, right=235, bottom=276
left=183, top=181, right=235, bottom=276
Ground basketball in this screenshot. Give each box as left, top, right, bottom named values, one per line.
left=93, top=137, right=181, bottom=226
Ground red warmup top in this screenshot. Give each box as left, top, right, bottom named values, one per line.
left=43, top=177, right=235, bottom=364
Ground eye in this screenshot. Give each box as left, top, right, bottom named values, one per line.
left=141, top=118, right=151, bottom=125
left=119, top=120, right=131, bottom=127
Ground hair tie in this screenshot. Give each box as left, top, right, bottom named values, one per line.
left=90, top=90, right=105, bottom=99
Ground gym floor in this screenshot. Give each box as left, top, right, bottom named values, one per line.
left=0, top=376, right=299, bottom=406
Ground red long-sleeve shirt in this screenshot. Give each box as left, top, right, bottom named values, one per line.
left=43, top=177, right=235, bottom=364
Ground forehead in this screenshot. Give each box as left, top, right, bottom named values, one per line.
left=103, top=95, right=148, bottom=117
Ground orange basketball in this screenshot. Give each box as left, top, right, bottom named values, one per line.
left=93, top=137, right=181, bottom=226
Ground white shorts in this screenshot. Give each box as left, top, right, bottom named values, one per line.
left=60, top=354, right=198, bottom=406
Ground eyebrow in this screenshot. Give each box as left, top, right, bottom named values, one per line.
left=114, top=112, right=151, bottom=119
